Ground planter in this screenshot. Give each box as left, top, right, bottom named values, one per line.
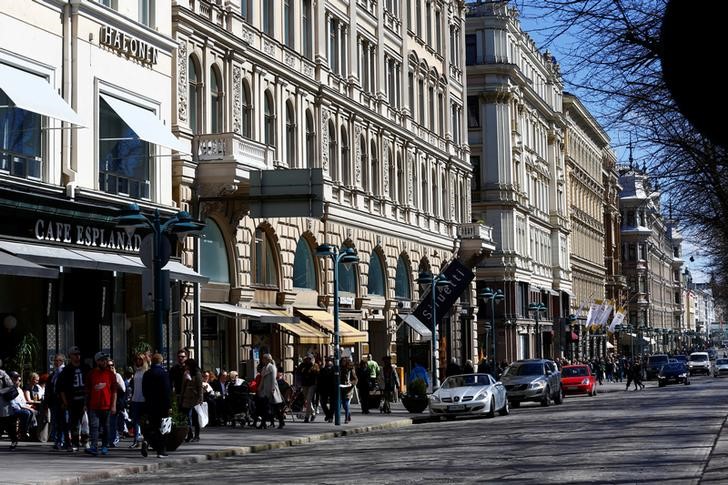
left=165, top=425, right=189, bottom=452
left=401, top=394, right=429, bottom=413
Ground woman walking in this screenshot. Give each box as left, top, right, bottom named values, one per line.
left=257, top=354, right=283, bottom=429
left=340, top=357, right=357, bottom=424
left=128, top=353, right=148, bottom=448
left=181, top=358, right=203, bottom=442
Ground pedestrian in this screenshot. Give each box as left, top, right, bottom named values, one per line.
left=107, top=359, right=126, bottom=447
left=377, top=356, right=400, bottom=414
left=317, top=357, right=336, bottom=423
left=340, top=357, right=358, bottom=424
left=47, top=353, right=66, bottom=450
left=446, top=358, right=461, bottom=377
left=356, top=360, right=371, bottom=414
left=169, top=348, right=188, bottom=405
left=180, top=358, right=203, bottom=442
left=84, top=352, right=117, bottom=456
left=297, top=354, right=319, bottom=422
left=633, top=360, right=645, bottom=390
left=409, top=360, right=430, bottom=387
left=58, top=346, right=90, bottom=452
left=366, top=354, right=380, bottom=382
left=462, top=359, right=475, bottom=374
left=256, top=354, right=283, bottom=429
left=0, top=359, right=20, bottom=451
left=141, top=353, right=171, bottom=458
left=128, top=353, right=147, bottom=448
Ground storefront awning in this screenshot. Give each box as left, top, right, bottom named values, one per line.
left=0, top=250, right=58, bottom=279
left=0, top=63, right=85, bottom=126
left=100, top=94, right=188, bottom=154
left=401, top=315, right=432, bottom=340
left=294, top=308, right=368, bottom=345
left=0, top=240, right=207, bottom=283
left=201, top=303, right=299, bottom=324
left=278, top=321, right=330, bottom=345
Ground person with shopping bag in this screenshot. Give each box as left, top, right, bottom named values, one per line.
left=256, top=354, right=283, bottom=429
left=141, top=353, right=171, bottom=458
left=180, top=358, right=203, bottom=442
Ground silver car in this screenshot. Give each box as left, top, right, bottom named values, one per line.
left=714, top=358, right=728, bottom=377
left=500, top=359, right=563, bottom=407
left=429, top=373, right=509, bottom=419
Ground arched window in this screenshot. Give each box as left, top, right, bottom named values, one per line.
left=264, top=91, right=275, bottom=146
left=341, top=126, right=350, bottom=185
left=328, top=121, right=338, bottom=181
left=253, top=227, right=279, bottom=288
left=360, top=135, right=368, bottom=190
left=210, top=66, right=222, bottom=133
left=305, top=110, right=315, bottom=168
left=293, top=237, right=316, bottom=290
left=394, top=256, right=411, bottom=299
left=285, top=101, right=296, bottom=166
left=367, top=251, right=386, bottom=296
left=370, top=140, right=378, bottom=196
left=337, top=250, right=358, bottom=294
left=388, top=148, right=395, bottom=199
left=242, top=80, right=252, bottom=139
left=188, top=55, right=201, bottom=134
left=397, top=154, right=404, bottom=204
left=200, top=218, right=229, bottom=284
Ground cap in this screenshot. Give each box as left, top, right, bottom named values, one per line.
left=8, top=371, right=20, bottom=379
left=68, top=346, right=81, bottom=355
left=305, top=353, right=314, bottom=360
left=94, top=351, right=109, bottom=361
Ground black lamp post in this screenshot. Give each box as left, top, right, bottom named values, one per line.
left=316, top=244, right=359, bottom=426
left=479, top=288, right=504, bottom=377
left=116, top=203, right=205, bottom=355
left=417, top=270, right=451, bottom=390
left=528, top=302, right=547, bottom=359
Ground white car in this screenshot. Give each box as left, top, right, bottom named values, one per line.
left=429, top=373, right=509, bottom=419
left=714, top=358, right=728, bottom=377
left=688, top=352, right=711, bottom=376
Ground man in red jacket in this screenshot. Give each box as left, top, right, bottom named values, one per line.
left=85, top=352, right=117, bottom=456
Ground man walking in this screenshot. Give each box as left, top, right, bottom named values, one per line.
left=169, top=348, right=188, bottom=405
left=58, top=346, right=89, bottom=452
left=317, top=357, right=336, bottom=423
left=85, top=352, right=117, bottom=456
left=47, top=353, right=66, bottom=450
left=142, top=353, right=171, bottom=458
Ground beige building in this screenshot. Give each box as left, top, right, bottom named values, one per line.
left=172, top=1, right=493, bottom=377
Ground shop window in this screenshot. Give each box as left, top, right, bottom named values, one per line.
left=253, top=228, right=279, bottom=288
left=188, top=56, right=201, bottom=134
left=200, top=218, right=230, bottom=284
left=367, top=252, right=386, bottom=296
left=210, top=67, right=222, bottom=134
left=0, top=89, right=42, bottom=180
left=394, top=256, right=411, bottom=299
left=293, top=238, right=316, bottom=290
left=98, top=96, right=150, bottom=199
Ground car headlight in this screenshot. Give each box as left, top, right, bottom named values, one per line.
left=528, top=381, right=546, bottom=389
left=430, top=394, right=440, bottom=403
left=581, top=378, right=590, bottom=385
left=679, top=373, right=687, bottom=377
left=475, top=392, right=488, bottom=401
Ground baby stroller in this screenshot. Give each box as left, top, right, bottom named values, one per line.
left=280, top=385, right=306, bottom=422
left=227, top=382, right=256, bottom=428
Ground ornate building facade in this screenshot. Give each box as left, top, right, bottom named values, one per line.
left=172, top=0, right=492, bottom=377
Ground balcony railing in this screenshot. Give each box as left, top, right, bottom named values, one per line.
left=458, top=222, right=493, bottom=242
left=194, top=132, right=270, bottom=169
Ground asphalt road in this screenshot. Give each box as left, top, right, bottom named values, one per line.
left=91, top=376, right=728, bottom=484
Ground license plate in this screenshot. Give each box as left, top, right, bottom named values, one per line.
left=566, top=386, right=578, bottom=390
left=447, top=405, right=466, bottom=411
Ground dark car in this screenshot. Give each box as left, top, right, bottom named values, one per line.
left=658, top=362, right=690, bottom=387
left=672, top=355, right=688, bottom=366
left=646, top=354, right=669, bottom=380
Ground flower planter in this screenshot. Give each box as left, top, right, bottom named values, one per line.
left=165, top=425, right=189, bottom=452
left=401, top=394, right=429, bottom=413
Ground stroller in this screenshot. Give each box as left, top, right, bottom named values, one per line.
left=227, top=382, right=256, bottom=428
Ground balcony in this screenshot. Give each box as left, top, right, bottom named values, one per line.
left=457, top=223, right=497, bottom=267
left=193, top=132, right=273, bottom=193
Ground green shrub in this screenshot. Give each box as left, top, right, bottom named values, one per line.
left=408, top=377, right=427, bottom=397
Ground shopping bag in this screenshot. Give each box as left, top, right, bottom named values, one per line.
left=194, top=402, right=209, bottom=429
left=160, top=417, right=172, bottom=435
left=80, top=411, right=90, bottom=436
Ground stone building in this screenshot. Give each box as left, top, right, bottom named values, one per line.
left=172, top=1, right=493, bottom=377
left=465, top=2, right=571, bottom=363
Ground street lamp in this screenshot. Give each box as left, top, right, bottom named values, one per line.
left=479, top=288, right=504, bottom=377
left=417, top=270, right=451, bottom=390
left=116, top=203, right=205, bottom=355
left=316, top=244, right=359, bottom=426
left=528, top=302, right=547, bottom=359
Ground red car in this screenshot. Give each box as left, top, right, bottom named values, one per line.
left=560, top=365, right=597, bottom=396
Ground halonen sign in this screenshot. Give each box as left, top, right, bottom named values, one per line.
left=100, top=25, right=159, bottom=65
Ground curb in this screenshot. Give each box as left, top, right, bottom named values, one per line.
left=39, top=418, right=415, bottom=485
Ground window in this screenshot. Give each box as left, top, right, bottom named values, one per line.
left=264, top=91, right=275, bottom=146
left=471, top=156, right=480, bottom=192
left=328, top=17, right=347, bottom=77
left=341, top=126, right=350, bottom=185
left=98, top=96, right=150, bottom=199
left=421, top=165, right=427, bottom=212
left=467, top=95, right=480, bottom=128
left=293, top=238, right=316, bottom=290
left=200, top=218, right=230, bottom=284
left=253, top=227, right=279, bottom=288
left=302, top=0, right=313, bottom=59
left=0, top=88, right=42, bottom=179
left=328, top=121, right=337, bottom=180
left=388, top=148, right=395, bottom=199
left=338, top=251, right=358, bottom=294
left=367, top=252, right=386, bottom=296
left=407, top=0, right=412, bottom=27
left=284, top=0, right=294, bottom=48
left=242, top=80, right=252, bottom=139
left=371, top=140, right=379, bottom=196
left=263, top=0, right=273, bottom=35
left=428, top=85, right=435, bottom=131
left=241, top=0, right=249, bottom=21
left=397, top=154, right=404, bottom=204
left=395, top=256, right=411, bottom=299
left=426, top=2, right=432, bottom=45
left=139, top=0, right=154, bottom=27
left=418, top=78, right=425, bottom=125
left=305, top=110, right=314, bottom=169
left=438, top=92, right=444, bottom=135
left=408, top=72, right=415, bottom=114
left=210, top=67, right=222, bottom=133
left=435, top=9, right=442, bottom=53
left=415, top=0, right=422, bottom=37
left=466, top=34, right=477, bottom=65
left=285, top=101, right=295, bottom=166
left=188, top=56, right=201, bottom=134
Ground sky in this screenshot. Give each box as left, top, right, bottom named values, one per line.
left=511, top=2, right=711, bottom=283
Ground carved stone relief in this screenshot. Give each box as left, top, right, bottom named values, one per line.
left=407, top=151, right=415, bottom=204
left=263, top=40, right=275, bottom=56
left=354, top=124, right=363, bottom=186
left=177, top=40, right=188, bottom=123
left=320, top=108, right=330, bottom=173
left=232, top=66, right=242, bottom=135
left=382, top=143, right=390, bottom=197
left=449, top=173, right=456, bottom=220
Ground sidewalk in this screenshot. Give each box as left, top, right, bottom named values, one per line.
left=1, top=404, right=422, bottom=485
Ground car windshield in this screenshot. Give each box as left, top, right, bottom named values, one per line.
left=441, top=375, right=491, bottom=388
left=690, top=354, right=709, bottom=362
left=673, top=355, right=687, bottom=362
left=504, top=363, right=544, bottom=376
left=648, top=356, right=668, bottom=365
left=717, top=359, right=728, bottom=365
left=661, top=363, right=684, bottom=372
left=562, top=367, right=588, bottom=377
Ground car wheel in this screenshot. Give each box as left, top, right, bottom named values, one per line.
left=554, top=386, right=563, bottom=405
left=499, top=398, right=510, bottom=416
left=486, top=398, right=496, bottom=418
left=659, top=380, right=665, bottom=387
left=510, top=400, right=520, bottom=408
left=540, top=387, right=551, bottom=407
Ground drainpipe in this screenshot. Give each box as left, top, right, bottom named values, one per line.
left=62, top=1, right=78, bottom=195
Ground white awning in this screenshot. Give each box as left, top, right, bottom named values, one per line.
left=0, top=63, right=85, bottom=126
left=163, top=261, right=208, bottom=284
left=201, top=302, right=298, bottom=324
left=402, top=315, right=433, bottom=341
left=100, top=94, right=188, bottom=154
left=0, top=250, right=58, bottom=279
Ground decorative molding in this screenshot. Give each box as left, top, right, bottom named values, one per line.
left=449, top=173, right=456, bottom=220
left=407, top=151, right=414, bottom=204
left=303, top=63, right=314, bottom=78
left=354, top=124, right=363, bottom=186
left=382, top=143, right=390, bottom=197
left=232, top=66, right=242, bottom=135
left=321, top=108, right=330, bottom=173
left=241, top=27, right=253, bottom=44
left=263, top=40, right=275, bottom=56
left=284, top=52, right=297, bottom=69
left=177, top=39, right=188, bottom=123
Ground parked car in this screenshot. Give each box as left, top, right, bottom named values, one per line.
left=714, top=358, right=728, bottom=377
left=429, top=373, right=509, bottom=418
left=658, top=362, right=690, bottom=387
left=688, top=352, right=711, bottom=376
left=500, top=359, right=563, bottom=408
left=646, top=354, right=669, bottom=380
left=561, top=365, right=597, bottom=396
left=672, top=355, right=688, bottom=366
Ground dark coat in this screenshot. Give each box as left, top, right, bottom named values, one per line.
left=317, top=365, right=336, bottom=395
left=142, top=364, right=171, bottom=417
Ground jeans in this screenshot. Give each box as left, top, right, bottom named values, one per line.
left=181, top=406, right=200, bottom=439
left=342, top=398, right=351, bottom=420
left=50, top=403, right=66, bottom=446
left=319, top=392, right=332, bottom=420
left=64, top=400, right=85, bottom=448
left=88, top=409, right=111, bottom=449
left=129, top=401, right=145, bottom=441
